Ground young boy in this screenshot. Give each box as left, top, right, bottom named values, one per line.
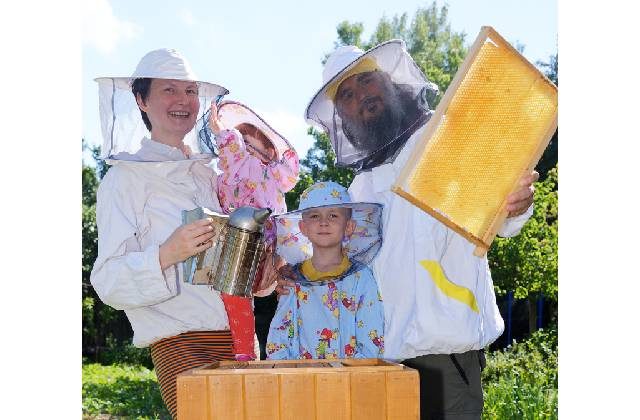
left=266, top=181, right=384, bottom=359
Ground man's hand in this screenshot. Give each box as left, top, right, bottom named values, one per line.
left=505, top=170, right=539, bottom=218
left=159, top=218, right=217, bottom=270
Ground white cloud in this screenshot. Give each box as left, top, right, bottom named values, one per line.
left=257, top=108, right=314, bottom=158
left=83, top=0, right=142, bottom=54
left=178, top=9, right=196, bottom=27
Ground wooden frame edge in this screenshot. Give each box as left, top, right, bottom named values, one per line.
left=392, top=186, right=488, bottom=250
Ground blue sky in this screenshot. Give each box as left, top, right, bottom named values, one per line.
left=83, top=0, right=557, bottom=160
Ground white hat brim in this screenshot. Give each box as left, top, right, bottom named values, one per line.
left=94, top=76, right=229, bottom=99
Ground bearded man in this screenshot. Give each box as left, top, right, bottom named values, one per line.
left=282, top=40, right=539, bottom=420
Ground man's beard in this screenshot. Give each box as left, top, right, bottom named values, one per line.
left=341, top=87, right=405, bottom=155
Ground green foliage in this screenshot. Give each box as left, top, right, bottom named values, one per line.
left=483, top=325, right=558, bottom=418
left=101, top=340, right=154, bottom=369
left=535, top=53, right=558, bottom=181
left=537, top=54, right=558, bottom=86
left=335, top=21, right=364, bottom=48
left=285, top=128, right=354, bottom=208
left=83, top=141, right=133, bottom=363
left=489, top=166, right=558, bottom=302
left=82, top=363, right=169, bottom=419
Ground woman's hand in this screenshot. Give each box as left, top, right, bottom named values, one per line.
left=159, top=218, right=217, bottom=270
left=208, top=102, right=224, bottom=135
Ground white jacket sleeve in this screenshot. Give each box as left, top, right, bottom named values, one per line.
left=90, top=168, right=177, bottom=310
left=497, top=203, right=534, bottom=238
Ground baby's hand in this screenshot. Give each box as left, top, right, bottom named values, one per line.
left=208, top=102, right=224, bottom=135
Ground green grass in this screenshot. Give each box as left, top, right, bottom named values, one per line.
left=82, top=363, right=170, bottom=419
left=482, top=326, right=558, bottom=419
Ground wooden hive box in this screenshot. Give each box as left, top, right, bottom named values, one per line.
left=176, top=358, right=419, bottom=420
left=392, top=26, right=558, bottom=256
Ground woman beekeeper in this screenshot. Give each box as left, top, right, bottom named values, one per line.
left=90, top=48, right=278, bottom=418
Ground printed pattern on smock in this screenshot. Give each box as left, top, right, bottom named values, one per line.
left=216, top=129, right=299, bottom=215
left=266, top=263, right=384, bottom=360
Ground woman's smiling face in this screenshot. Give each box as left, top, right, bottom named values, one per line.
left=136, top=78, right=200, bottom=144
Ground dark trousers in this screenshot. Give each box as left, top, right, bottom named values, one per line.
left=402, top=350, right=486, bottom=420
left=253, top=291, right=278, bottom=360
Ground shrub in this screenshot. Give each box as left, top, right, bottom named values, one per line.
left=82, top=363, right=169, bottom=419
left=101, top=339, right=154, bottom=369
left=483, top=325, right=558, bottom=419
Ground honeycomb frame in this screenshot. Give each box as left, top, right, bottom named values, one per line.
left=392, top=26, right=558, bottom=256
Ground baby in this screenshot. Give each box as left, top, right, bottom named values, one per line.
left=207, top=101, right=299, bottom=361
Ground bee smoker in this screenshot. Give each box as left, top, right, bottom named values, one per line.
left=182, top=206, right=271, bottom=297
left=210, top=206, right=271, bottom=297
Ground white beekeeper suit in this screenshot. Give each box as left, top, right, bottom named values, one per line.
left=90, top=49, right=232, bottom=347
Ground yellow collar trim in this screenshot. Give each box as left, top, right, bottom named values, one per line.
left=301, top=256, right=351, bottom=281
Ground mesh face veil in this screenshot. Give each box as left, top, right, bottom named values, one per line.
left=94, top=49, right=228, bottom=161
left=305, top=40, right=438, bottom=172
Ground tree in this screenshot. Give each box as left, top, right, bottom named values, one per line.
left=82, top=141, right=132, bottom=363
left=489, top=165, right=558, bottom=331
left=535, top=53, right=558, bottom=181
left=285, top=128, right=354, bottom=210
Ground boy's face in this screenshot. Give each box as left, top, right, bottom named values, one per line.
left=299, top=207, right=355, bottom=250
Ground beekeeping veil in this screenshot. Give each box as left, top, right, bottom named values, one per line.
left=94, top=48, right=228, bottom=162
left=304, top=40, right=438, bottom=172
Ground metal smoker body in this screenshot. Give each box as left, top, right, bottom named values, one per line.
left=182, top=206, right=271, bottom=297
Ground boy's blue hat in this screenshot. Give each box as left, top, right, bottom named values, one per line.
left=298, top=181, right=352, bottom=210
left=275, top=181, right=383, bottom=266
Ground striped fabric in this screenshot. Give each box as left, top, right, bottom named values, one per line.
left=150, top=330, right=235, bottom=419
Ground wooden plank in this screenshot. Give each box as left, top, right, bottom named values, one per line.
left=279, top=373, right=316, bottom=420
left=176, top=374, right=209, bottom=420
left=209, top=374, right=244, bottom=420
left=350, top=371, right=387, bottom=420
left=385, top=370, right=420, bottom=420
left=198, top=358, right=403, bottom=375
left=244, top=374, right=279, bottom=419
left=315, top=373, right=350, bottom=420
